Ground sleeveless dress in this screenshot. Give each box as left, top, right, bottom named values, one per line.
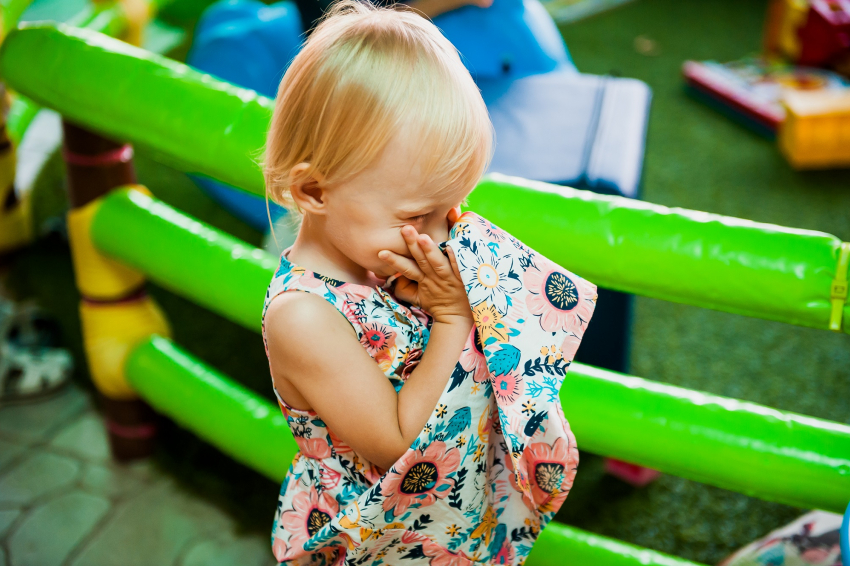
left=261, top=212, right=597, bottom=566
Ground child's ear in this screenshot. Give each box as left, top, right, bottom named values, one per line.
left=289, top=163, right=327, bottom=214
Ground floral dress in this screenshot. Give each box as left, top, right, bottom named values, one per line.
left=261, top=212, right=597, bottom=566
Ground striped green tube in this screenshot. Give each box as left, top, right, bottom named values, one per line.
left=90, top=188, right=277, bottom=331
left=125, top=334, right=706, bottom=566
left=0, top=23, right=272, bottom=192
left=125, top=335, right=297, bottom=482
left=93, top=191, right=850, bottom=512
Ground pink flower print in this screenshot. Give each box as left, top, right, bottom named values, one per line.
left=272, top=537, right=289, bottom=562
left=526, top=437, right=577, bottom=512
left=359, top=323, right=397, bottom=357
left=342, top=284, right=373, bottom=303
left=492, top=372, right=524, bottom=405
left=320, top=465, right=342, bottom=491
left=475, top=215, right=508, bottom=242
left=381, top=441, right=460, bottom=516
left=524, top=260, right=593, bottom=333
left=458, top=327, right=489, bottom=384
left=421, top=538, right=472, bottom=566
left=328, top=427, right=352, bottom=454
left=298, top=437, right=332, bottom=459
left=401, top=530, right=427, bottom=545
left=298, top=272, right=329, bottom=289
left=280, top=487, right=340, bottom=552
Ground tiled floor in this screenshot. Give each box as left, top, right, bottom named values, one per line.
left=0, top=385, right=277, bottom=566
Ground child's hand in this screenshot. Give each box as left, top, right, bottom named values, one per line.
left=379, top=226, right=471, bottom=324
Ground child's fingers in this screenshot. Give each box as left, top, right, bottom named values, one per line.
left=402, top=226, right=436, bottom=279
left=378, top=250, right=424, bottom=282
left=417, top=234, right=453, bottom=278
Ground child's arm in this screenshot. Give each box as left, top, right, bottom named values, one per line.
left=265, top=227, right=472, bottom=471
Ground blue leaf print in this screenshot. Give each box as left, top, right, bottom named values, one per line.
left=489, top=344, right=521, bottom=376
left=443, top=407, right=471, bottom=441
left=488, top=523, right=507, bottom=556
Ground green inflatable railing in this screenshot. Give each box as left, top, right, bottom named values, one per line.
left=99, top=187, right=850, bottom=514
left=3, top=0, right=163, bottom=144
left=0, top=23, right=272, bottom=189
left=1, top=24, right=847, bottom=335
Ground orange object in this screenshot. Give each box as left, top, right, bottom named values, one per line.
left=779, top=89, right=850, bottom=168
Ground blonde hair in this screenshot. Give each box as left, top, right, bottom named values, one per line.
left=263, top=0, right=493, bottom=214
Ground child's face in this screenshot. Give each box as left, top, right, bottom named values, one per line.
left=321, top=129, right=475, bottom=279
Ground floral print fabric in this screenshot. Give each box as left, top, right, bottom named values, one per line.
left=261, top=212, right=597, bottom=566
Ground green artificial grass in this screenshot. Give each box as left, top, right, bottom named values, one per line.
left=2, top=0, right=849, bottom=563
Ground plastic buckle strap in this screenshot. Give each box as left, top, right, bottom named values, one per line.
left=829, top=241, right=850, bottom=332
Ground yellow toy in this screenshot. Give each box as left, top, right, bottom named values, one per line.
left=779, top=89, right=850, bottom=168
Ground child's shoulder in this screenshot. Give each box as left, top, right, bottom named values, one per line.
left=264, top=290, right=357, bottom=349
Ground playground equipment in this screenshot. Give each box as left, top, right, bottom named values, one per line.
left=1, top=21, right=849, bottom=566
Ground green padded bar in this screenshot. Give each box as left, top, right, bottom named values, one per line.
left=565, top=362, right=850, bottom=513
left=93, top=190, right=850, bottom=512
left=468, top=175, right=850, bottom=334
left=125, top=334, right=298, bottom=483
left=529, top=522, right=705, bottom=566
left=0, top=23, right=272, bottom=193
left=90, top=188, right=277, bottom=331
left=125, top=334, right=706, bottom=566
left=4, top=0, right=167, bottom=144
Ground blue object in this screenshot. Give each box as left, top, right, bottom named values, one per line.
left=841, top=501, right=849, bottom=566
left=433, top=0, right=575, bottom=80
left=188, top=0, right=303, bottom=98
left=186, top=0, right=301, bottom=231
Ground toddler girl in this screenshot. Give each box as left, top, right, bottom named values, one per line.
left=262, top=2, right=592, bottom=564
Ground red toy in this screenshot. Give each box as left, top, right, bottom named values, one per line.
left=797, top=0, right=850, bottom=68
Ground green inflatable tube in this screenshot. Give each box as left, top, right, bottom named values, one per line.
left=125, top=334, right=706, bottom=566
left=468, top=175, right=849, bottom=334
left=90, top=188, right=277, bottom=331
left=125, top=334, right=298, bottom=483
left=2, top=25, right=847, bottom=334
left=529, top=522, right=704, bottom=566
left=93, top=191, right=850, bottom=512
left=0, top=23, right=272, bottom=192
left=565, top=362, right=850, bottom=513
left=4, top=0, right=167, bottom=144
